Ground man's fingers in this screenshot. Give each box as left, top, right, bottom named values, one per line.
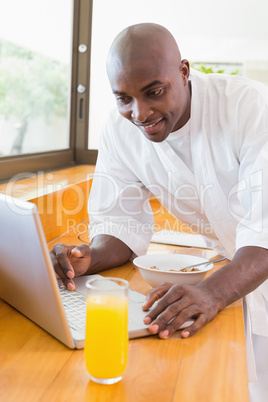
left=143, top=283, right=189, bottom=325
left=51, top=243, right=76, bottom=278
left=142, top=282, right=173, bottom=311
left=142, top=281, right=219, bottom=340
left=144, top=285, right=202, bottom=333
left=50, top=250, right=76, bottom=290
left=180, top=314, right=207, bottom=338
left=71, top=243, right=90, bottom=258
left=158, top=313, right=207, bottom=339
left=62, top=278, right=75, bottom=291
left=50, top=243, right=92, bottom=290
left=71, top=248, right=82, bottom=257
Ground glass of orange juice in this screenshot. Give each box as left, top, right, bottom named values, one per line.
left=84, top=277, right=129, bottom=384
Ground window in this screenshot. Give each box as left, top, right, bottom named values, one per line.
left=0, top=0, right=72, bottom=157
left=0, top=0, right=96, bottom=182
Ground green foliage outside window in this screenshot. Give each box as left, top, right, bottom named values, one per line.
left=0, top=40, right=68, bottom=154
left=191, top=62, right=240, bottom=75
left=0, top=40, right=68, bottom=121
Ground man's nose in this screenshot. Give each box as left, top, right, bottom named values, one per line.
left=131, top=99, right=153, bottom=122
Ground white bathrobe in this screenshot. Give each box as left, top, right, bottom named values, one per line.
left=88, top=69, right=268, bottom=400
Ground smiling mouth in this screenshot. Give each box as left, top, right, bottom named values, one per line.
left=136, top=118, right=164, bottom=134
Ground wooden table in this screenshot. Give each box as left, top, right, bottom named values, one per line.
left=0, top=227, right=249, bottom=402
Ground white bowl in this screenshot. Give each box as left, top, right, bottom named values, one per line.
left=133, top=254, right=213, bottom=288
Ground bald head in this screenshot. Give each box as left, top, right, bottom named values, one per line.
left=106, top=23, right=191, bottom=141
left=106, top=23, right=182, bottom=80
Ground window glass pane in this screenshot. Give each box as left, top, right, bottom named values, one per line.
left=88, top=0, right=268, bottom=149
left=0, top=0, right=73, bottom=157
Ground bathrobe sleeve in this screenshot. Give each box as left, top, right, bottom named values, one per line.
left=234, top=84, right=268, bottom=251
left=88, top=111, right=155, bottom=257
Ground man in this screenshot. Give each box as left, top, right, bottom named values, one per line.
left=52, top=23, right=268, bottom=400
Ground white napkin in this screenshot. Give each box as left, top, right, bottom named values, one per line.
left=151, top=230, right=210, bottom=249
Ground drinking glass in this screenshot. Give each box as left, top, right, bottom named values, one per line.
left=84, top=277, right=129, bottom=384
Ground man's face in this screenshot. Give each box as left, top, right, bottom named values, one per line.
left=109, top=57, right=191, bottom=142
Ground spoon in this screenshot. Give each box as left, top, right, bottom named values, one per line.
left=179, top=256, right=227, bottom=271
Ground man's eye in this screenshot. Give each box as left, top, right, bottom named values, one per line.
left=149, top=88, right=163, bottom=97
left=116, top=96, right=132, bottom=105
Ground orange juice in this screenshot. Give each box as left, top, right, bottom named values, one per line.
left=84, top=293, right=128, bottom=380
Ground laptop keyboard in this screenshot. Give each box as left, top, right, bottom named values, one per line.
left=58, top=284, right=148, bottom=334
left=59, top=284, right=86, bottom=332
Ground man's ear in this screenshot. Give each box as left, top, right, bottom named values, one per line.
left=180, top=59, right=190, bottom=85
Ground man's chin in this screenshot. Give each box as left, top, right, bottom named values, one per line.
left=143, top=129, right=170, bottom=143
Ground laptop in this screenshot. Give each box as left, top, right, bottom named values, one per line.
left=0, top=194, right=192, bottom=349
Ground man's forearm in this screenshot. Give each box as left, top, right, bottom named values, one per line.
left=86, top=234, right=133, bottom=274
left=198, top=245, right=268, bottom=311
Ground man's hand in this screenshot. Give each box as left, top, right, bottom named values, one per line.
left=50, top=243, right=91, bottom=290
left=142, top=246, right=268, bottom=339
left=142, top=282, right=219, bottom=339
left=50, top=234, right=133, bottom=290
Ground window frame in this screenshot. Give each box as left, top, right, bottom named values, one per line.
left=0, top=0, right=97, bottom=183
